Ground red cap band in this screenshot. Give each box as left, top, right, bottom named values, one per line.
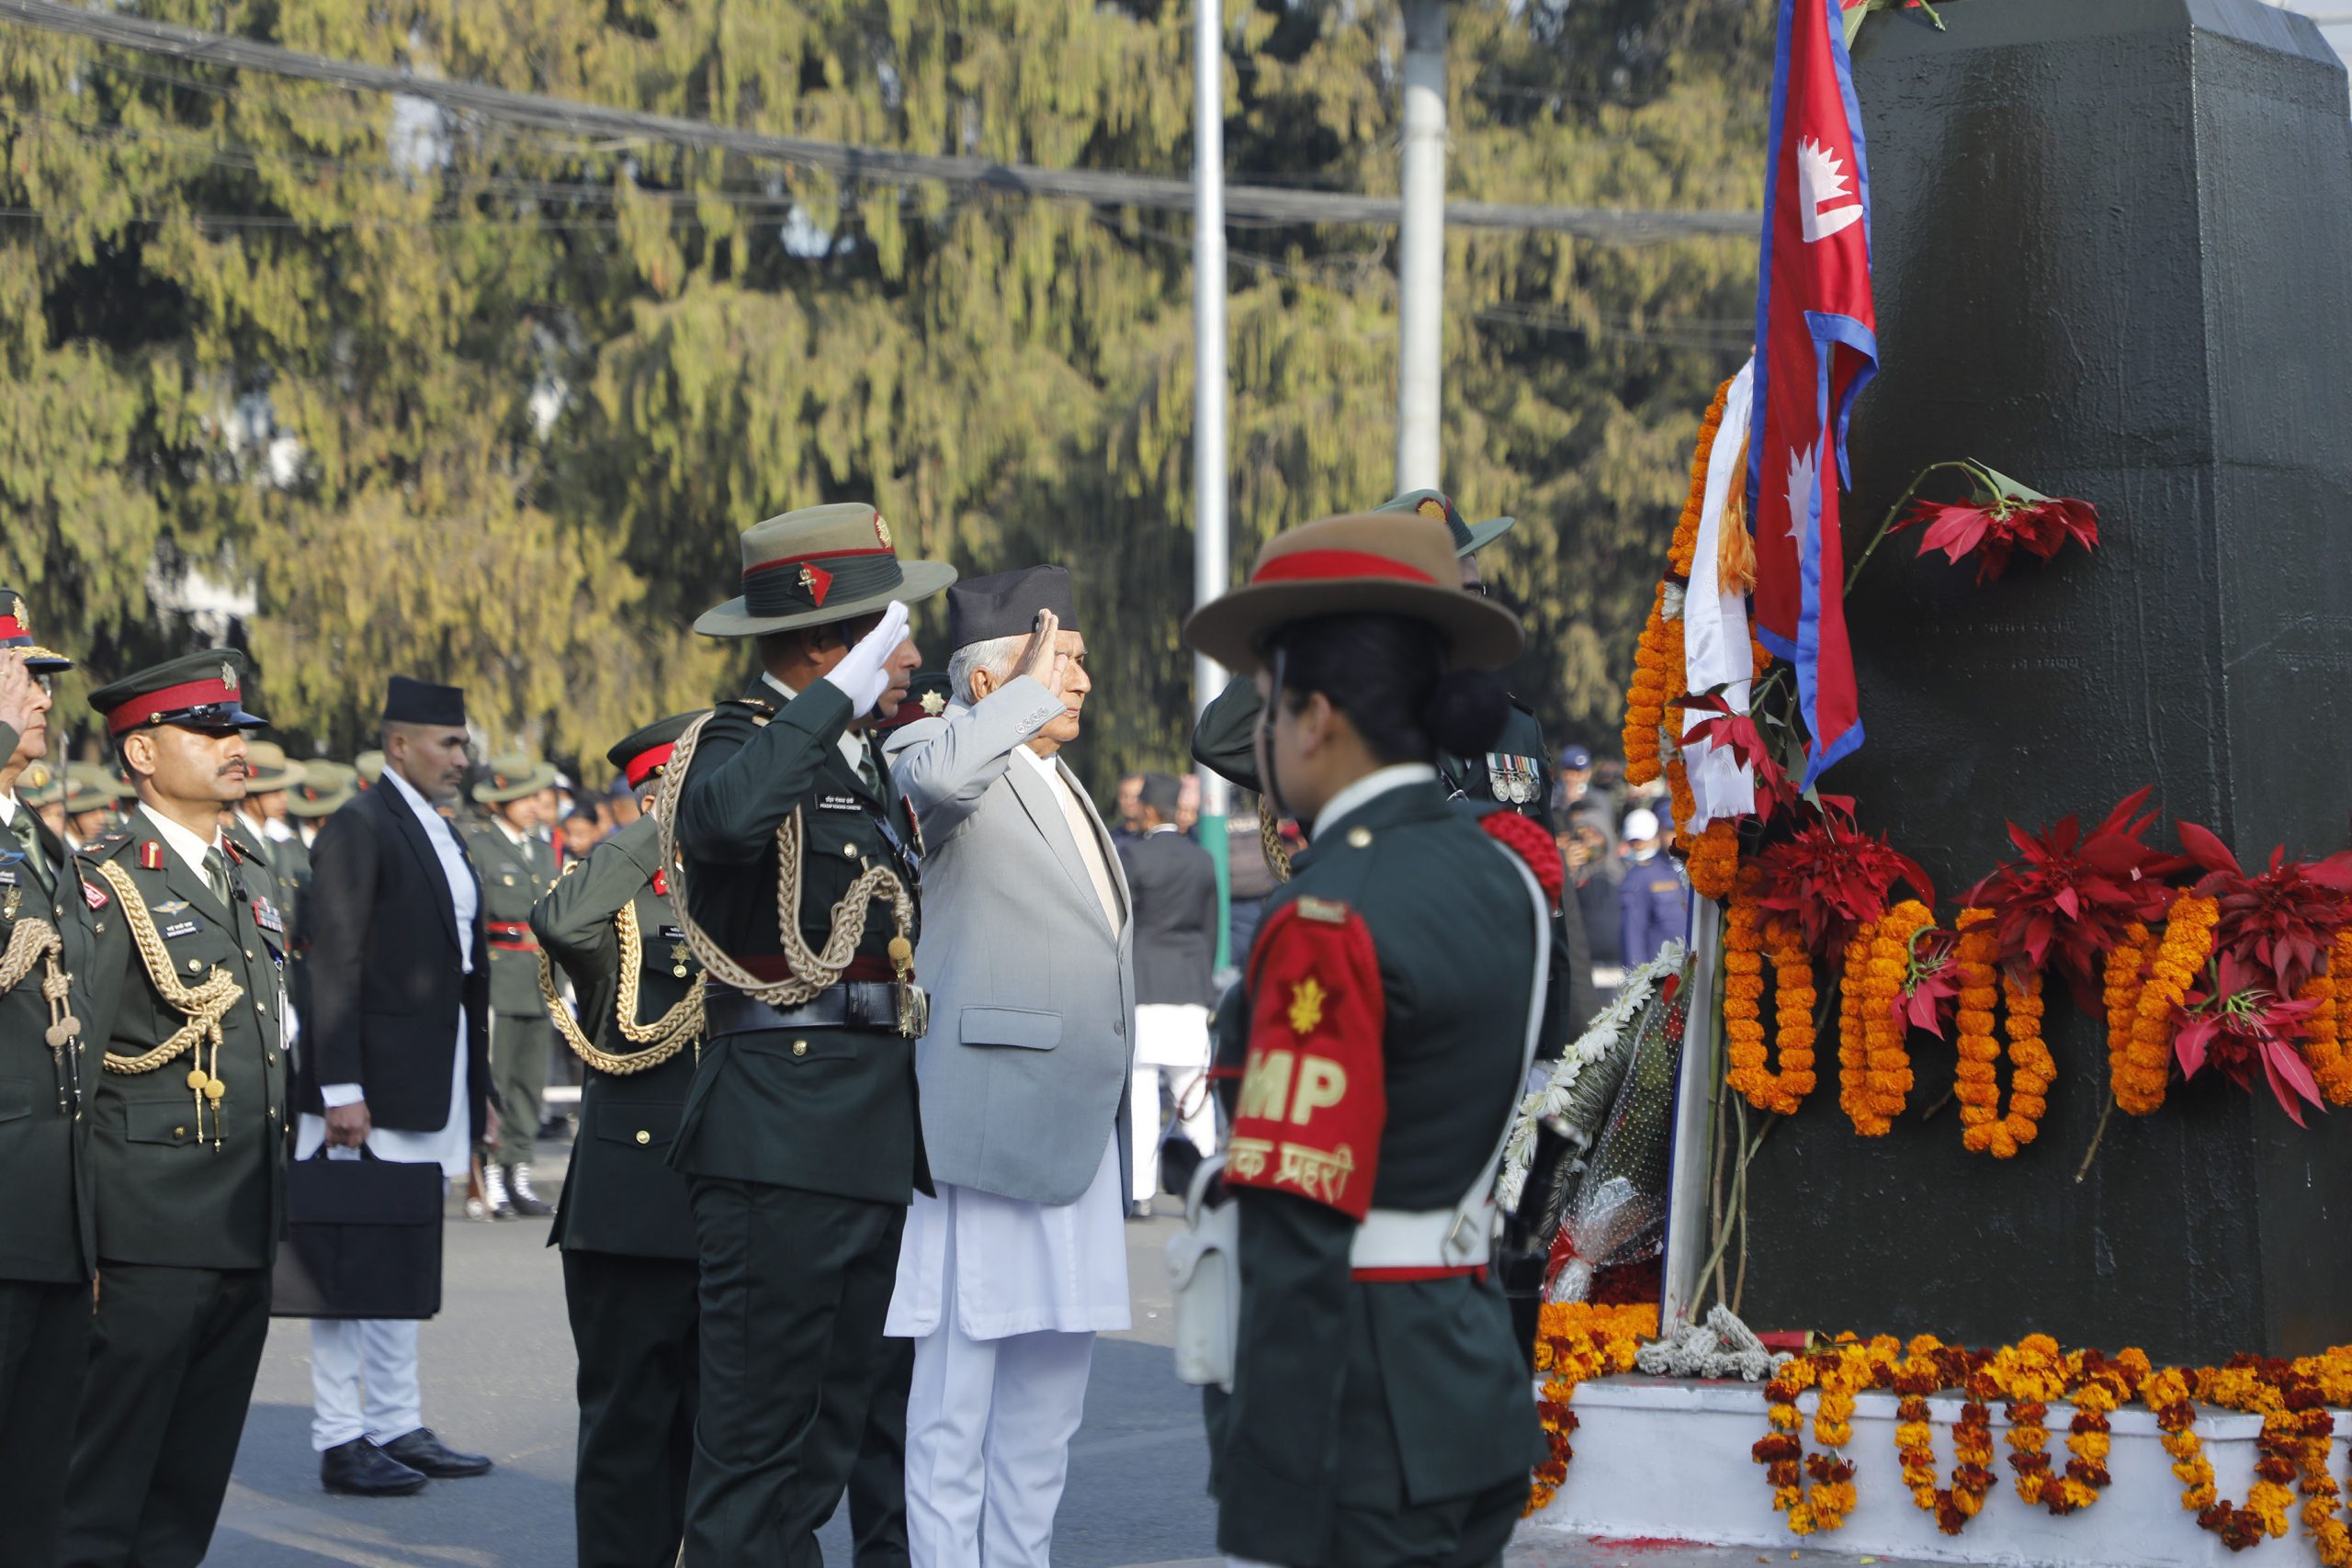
left=0, top=615, right=25, bottom=639
left=623, top=743, right=677, bottom=789
left=1251, top=549, right=1439, bottom=587
left=106, top=676, right=240, bottom=735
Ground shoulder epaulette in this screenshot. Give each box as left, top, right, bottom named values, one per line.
left=718, top=696, right=777, bottom=717
left=1294, top=895, right=1352, bottom=925
left=78, top=830, right=135, bottom=863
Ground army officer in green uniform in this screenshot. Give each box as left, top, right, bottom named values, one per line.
left=0, top=599, right=103, bottom=1567
left=1183, top=511, right=1550, bottom=1567
left=533, top=713, right=707, bottom=1568
left=466, top=753, right=560, bottom=1218
left=58, top=651, right=291, bottom=1568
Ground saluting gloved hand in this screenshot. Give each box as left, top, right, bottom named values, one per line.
left=820, top=600, right=910, bottom=716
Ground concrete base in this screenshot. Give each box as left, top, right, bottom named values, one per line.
left=1525, top=1375, right=2336, bottom=1568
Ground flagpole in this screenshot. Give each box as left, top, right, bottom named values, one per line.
left=1193, top=0, right=1233, bottom=969
left=1395, top=0, right=1446, bottom=492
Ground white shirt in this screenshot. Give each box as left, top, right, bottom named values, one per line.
left=263, top=817, right=298, bottom=845
left=302, top=763, right=476, bottom=1177
left=1013, top=744, right=1125, bottom=934
left=136, top=800, right=228, bottom=882
left=1312, top=761, right=1440, bottom=842
left=0, top=790, right=17, bottom=826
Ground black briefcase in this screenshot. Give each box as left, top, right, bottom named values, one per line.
left=270, top=1147, right=447, bottom=1320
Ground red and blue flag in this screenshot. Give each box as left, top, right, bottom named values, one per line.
left=1747, top=0, right=1877, bottom=787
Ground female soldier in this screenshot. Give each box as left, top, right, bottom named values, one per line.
left=1183, top=510, right=1557, bottom=1568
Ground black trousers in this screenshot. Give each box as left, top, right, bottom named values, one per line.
left=683, top=1178, right=905, bottom=1568
left=58, top=1263, right=270, bottom=1568
left=564, top=1248, right=701, bottom=1568
left=0, top=1277, right=93, bottom=1566
left=846, top=1334, right=913, bottom=1568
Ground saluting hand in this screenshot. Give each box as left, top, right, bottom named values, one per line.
left=821, top=601, right=912, bottom=716
left=1017, top=608, right=1065, bottom=701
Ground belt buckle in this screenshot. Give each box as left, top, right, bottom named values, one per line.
left=897, top=983, right=930, bottom=1040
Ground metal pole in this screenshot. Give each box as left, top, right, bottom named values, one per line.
left=1395, top=0, right=1447, bottom=492
left=1193, top=0, right=1233, bottom=970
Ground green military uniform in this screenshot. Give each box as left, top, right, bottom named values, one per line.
left=664, top=501, right=952, bottom=1566
left=1182, top=510, right=1546, bottom=1568
left=0, top=597, right=106, bottom=1567
left=465, top=755, right=560, bottom=1201
left=534, top=716, right=707, bottom=1568
left=59, top=650, right=291, bottom=1568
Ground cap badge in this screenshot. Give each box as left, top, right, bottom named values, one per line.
left=7, top=596, right=23, bottom=624
left=874, top=513, right=893, bottom=549
left=220, top=661, right=239, bottom=694
left=798, top=561, right=833, bottom=607
left=1417, top=497, right=1448, bottom=521
left=920, top=690, right=946, bottom=716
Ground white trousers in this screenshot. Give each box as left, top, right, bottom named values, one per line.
left=310, top=1317, right=423, bottom=1451
left=1131, top=1064, right=1216, bottom=1201
left=904, top=1308, right=1096, bottom=1568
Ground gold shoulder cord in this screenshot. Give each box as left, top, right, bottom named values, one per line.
left=1, top=917, right=83, bottom=1112
left=1259, top=795, right=1294, bottom=884
left=90, top=858, right=242, bottom=1149
left=537, top=859, right=706, bottom=1074
left=650, top=711, right=928, bottom=1037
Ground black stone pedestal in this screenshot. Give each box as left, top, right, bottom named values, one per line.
left=1736, top=0, right=2352, bottom=1363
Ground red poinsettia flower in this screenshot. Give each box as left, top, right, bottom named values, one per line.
left=1894, top=461, right=2099, bottom=584
left=2173, top=953, right=2327, bottom=1126
left=1895, top=925, right=1962, bottom=1037
left=1962, top=787, right=2175, bottom=1014
left=1752, top=810, right=1935, bottom=960
left=2174, top=822, right=2352, bottom=998
left=1681, top=690, right=1800, bottom=822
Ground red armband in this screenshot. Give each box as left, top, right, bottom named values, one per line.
left=1481, top=810, right=1564, bottom=910
left=1225, top=897, right=1385, bottom=1221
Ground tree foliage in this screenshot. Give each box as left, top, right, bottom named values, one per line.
left=0, top=0, right=1764, bottom=786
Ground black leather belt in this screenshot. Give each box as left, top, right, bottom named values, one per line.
left=705, top=982, right=910, bottom=1038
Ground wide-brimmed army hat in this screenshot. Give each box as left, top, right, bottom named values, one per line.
left=89, top=649, right=267, bottom=736
left=355, top=750, right=385, bottom=787
left=694, top=502, right=956, bottom=638
left=607, top=712, right=707, bottom=791
left=0, top=588, right=72, bottom=672
left=1377, top=488, right=1517, bottom=558
left=1184, top=512, right=1523, bottom=674
left=243, top=739, right=305, bottom=793
left=63, top=764, right=117, bottom=816
left=288, top=761, right=356, bottom=818
left=472, top=752, right=559, bottom=805
left=17, top=759, right=62, bottom=808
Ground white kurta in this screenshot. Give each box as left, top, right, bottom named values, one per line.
left=887, top=1122, right=1131, bottom=1341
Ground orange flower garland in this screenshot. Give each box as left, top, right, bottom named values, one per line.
left=1686, top=818, right=1742, bottom=901
left=1951, top=906, right=2055, bottom=1159
left=2144, top=1367, right=2220, bottom=1516
left=1526, top=1302, right=1657, bottom=1515
left=1844, top=903, right=1924, bottom=1135
left=2103, top=916, right=2157, bottom=1104
left=1989, top=1334, right=2068, bottom=1507
left=1755, top=1338, right=1875, bottom=1536
left=2120, top=894, right=2220, bottom=1116
left=1836, top=927, right=1873, bottom=1133
left=1724, top=867, right=1816, bottom=1115
left=1622, top=378, right=1726, bottom=787
left=2302, top=930, right=2352, bottom=1107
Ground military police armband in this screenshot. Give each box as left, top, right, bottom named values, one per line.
left=1224, top=898, right=1386, bottom=1222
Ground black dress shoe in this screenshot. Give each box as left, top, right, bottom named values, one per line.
left=320, top=1437, right=428, bottom=1496
left=380, top=1427, right=493, bottom=1479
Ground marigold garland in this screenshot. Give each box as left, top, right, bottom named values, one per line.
left=1843, top=904, right=1924, bottom=1134
left=1951, top=907, right=2054, bottom=1159
left=1890, top=1336, right=1997, bottom=1535
left=1754, top=1338, right=1876, bottom=1536
left=1686, top=818, right=1742, bottom=902
left=2302, top=930, right=2352, bottom=1108
left=1836, top=926, right=1873, bottom=1133
left=1622, top=378, right=1726, bottom=787
left=2120, top=894, right=2219, bottom=1116
left=1724, top=867, right=1817, bottom=1115
left=1990, top=1334, right=2068, bottom=1508
left=2103, top=916, right=2158, bottom=1104
left=1525, top=1302, right=1657, bottom=1515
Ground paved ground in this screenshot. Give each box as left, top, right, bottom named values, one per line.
left=210, top=1138, right=1946, bottom=1567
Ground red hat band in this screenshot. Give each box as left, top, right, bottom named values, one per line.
left=106, top=675, right=242, bottom=735
left=623, top=743, right=677, bottom=789
left=1251, top=548, right=1440, bottom=587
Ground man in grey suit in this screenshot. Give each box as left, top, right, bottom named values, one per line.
left=881, top=565, right=1135, bottom=1568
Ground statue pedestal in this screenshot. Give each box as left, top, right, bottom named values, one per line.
left=1734, top=0, right=2352, bottom=1362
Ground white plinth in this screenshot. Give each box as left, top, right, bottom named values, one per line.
left=1525, top=1374, right=2341, bottom=1568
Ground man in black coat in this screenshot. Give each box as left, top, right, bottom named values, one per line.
left=293, top=676, right=495, bottom=1497
left=1114, top=773, right=1220, bottom=1210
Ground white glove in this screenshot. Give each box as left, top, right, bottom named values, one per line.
left=820, top=601, right=910, bottom=715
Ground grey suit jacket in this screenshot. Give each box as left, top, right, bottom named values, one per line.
left=885, top=675, right=1136, bottom=1207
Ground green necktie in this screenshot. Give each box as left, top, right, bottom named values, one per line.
left=7, top=807, right=49, bottom=897
left=203, top=846, right=233, bottom=908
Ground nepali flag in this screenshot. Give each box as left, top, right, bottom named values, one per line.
left=1747, top=0, right=1877, bottom=787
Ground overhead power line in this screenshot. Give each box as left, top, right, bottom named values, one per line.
left=0, top=0, right=1758, bottom=245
